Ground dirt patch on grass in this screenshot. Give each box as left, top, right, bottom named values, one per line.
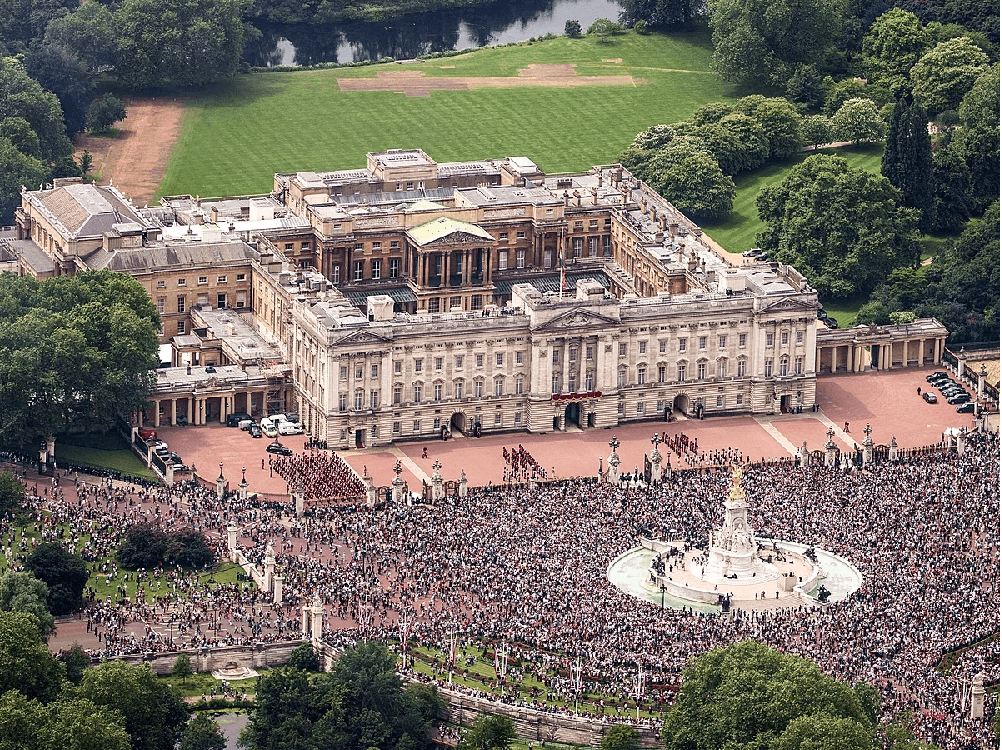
left=73, top=97, right=185, bottom=205
left=337, top=62, right=636, bottom=96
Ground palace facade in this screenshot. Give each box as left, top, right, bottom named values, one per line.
left=10, top=149, right=947, bottom=446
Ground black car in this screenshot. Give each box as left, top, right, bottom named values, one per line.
left=175, top=414, right=189, bottom=426
left=956, top=402, right=976, bottom=413
left=947, top=393, right=971, bottom=405
left=922, top=392, right=938, bottom=403
left=266, top=441, right=293, bottom=456
left=227, top=411, right=253, bottom=427
left=249, top=424, right=263, bottom=438
left=823, top=317, right=839, bottom=329
left=926, top=371, right=949, bottom=382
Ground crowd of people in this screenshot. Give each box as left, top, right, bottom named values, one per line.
left=271, top=449, right=365, bottom=501
left=1, top=430, right=997, bottom=749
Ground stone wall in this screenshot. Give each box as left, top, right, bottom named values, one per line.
left=116, top=640, right=306, bottom=676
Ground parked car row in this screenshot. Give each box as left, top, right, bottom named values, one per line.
left=145, top=437, right=183, bottom=467
left=229, top=412, right=303, bottom=439
left=924, top=371, right=975, bottom=410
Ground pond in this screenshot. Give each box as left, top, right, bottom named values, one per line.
left=244, top=0, right=624, bottom=67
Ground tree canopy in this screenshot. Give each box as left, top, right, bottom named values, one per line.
left=0, top=610, right=66, bottom=703
left=0, top=270, right=160, bottom=451
left=662, top=640, right=877, bottom=750
left=241, top=641, right=442, bottom=750
left=861, top=9, right=931, bottom=96
left=457, top=713, right=516, bottom=750
left=756, top=154, right=920, bottom=298
left=881, top=98, right=936, bottom=232
left=25, top=542, right=89, bottom=615
left=0, top=571, right=54, bottom=636
left=644, top=139, right=736, bottom=220
left=909, top=37, right=990, bottom=116
left=709, top=0, right=844, bottom=87
left=618, top=0, right=707, bottom=29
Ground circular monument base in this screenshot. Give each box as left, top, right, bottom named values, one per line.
left=607, top=538, right=863, bottom=613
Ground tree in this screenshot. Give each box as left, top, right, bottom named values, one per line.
left=22, top=45, right=93, bottom=135
left=955, top=63, right=999, bottom=208
left=662, top=641, right=875, bottom=750
left=0, top=691, right=131, bottom=750
left=0, top=136, right=48, bottom=223
left=0, top=571, right=54, bottom=636
left=58, top=643, right=91, bottom=684
left=457, top=714, right=516, bottom=750
left=830, top=97, right=886, bottom=144
left=801, top=114, right=833, bottom=148
left=587, top=18, right=623, bottom=43
left=785, top=64, right=825, bottom=110
left=752, top=97, right=803, bottom=158
left=630, top=123, right=675, bottom=151
left=695, top=114, right=769, bottom=175
left=287, top=642, right=321, bottom=672
left=600, top=724, right=640, bottom=750
left=0, top=271, right=160, bottom=452
left=0, top=611, right=65, bottom=702
left=0, top=0, right=77, bottom=53
left=85, top=94, right=126, bottom=133
left=930, top=140, right=972, bottom=233
left=564, top=19, right=582, bottom=38
left=43, top=1, right=119, bottom=73
left=644, top=139, right=736, bottom=220
left=881, top=98, right=936, bottom=232
left=861, top=9, right=930, bottom=96
left=709, top=0, right=843, bottom=88
left=756, top=154, right=920, bottom=298
left=0, top=470, right=26, bottom=516
left=25, top=542, right=89, bottom=616
left=79, top=661, right=190, bottom=750
left=179, top=714, right=226, bottom=750
left=172, top=653, right=193, bottom=684
left=619, top=0, right=705, bottom=29
left=114, top=0, right=249, bottom=89
left=118, top=523, right=215, bottom=570
left=910, top=37, right=990, bottom=117
left=822, top=77, right=871, bottom=116
left=0, top=56, right=73, bottom=163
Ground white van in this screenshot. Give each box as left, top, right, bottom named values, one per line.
left=278, top=421, right=303, bottom=435
left=260, top=417, right=278, bottom=437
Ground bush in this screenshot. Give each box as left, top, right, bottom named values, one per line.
left=25, top=543, right=88, bottom=615
left=287, top=643, right=320, bottom=672
left=85, top=95, right=126, bottom=134
left=117, top=523, right=216, bottom=571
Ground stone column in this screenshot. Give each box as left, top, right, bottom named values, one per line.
left=971, top=673, right=986, bottom=719
left=888, top=436, right=898, bottom=461
left=364, top=473, right=377, bottom=508
left=153, top=400, right=161, bottom=428
left=216, top=465, right=226, bottom=500
left=165, top=462, right=174, bottom=484
left=978, top=363, right=987, bottom=398
left=227, top=524, right=238, bottom=560
left=391, top=460, right=405, bottom=504
left=824, top=428, right=838, bottom=468
left=956, top=429, right=966, bottom=455
left=264, top=541, right=276, bottom=593
left=955, top=347, right=966, bottom=377
left=300, top=605, right=310, bottom=636
left=458, top=470, right=468, bottom=498
left=799, top=440, right=810, bottom=468
left=293, top=483, right=305, bottom=518
left=272, top=575, right=283, bottom=605
left=310, top=595, right=324, bottom=644
left=431, top=460, right=444, bottom=502
left=170, top=398, right=177, bottom=426
left=607, top=436, right=621, bottom=484
left=862, top=423, right=873, bottom=466
left=239, top=467, right=248, bottom=501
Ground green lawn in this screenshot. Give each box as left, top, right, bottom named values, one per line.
left=701, top=144, right=885, bottom=256
left=159, top=31, right=739, bottom=198
left=55, top=442, right=157, bottom=480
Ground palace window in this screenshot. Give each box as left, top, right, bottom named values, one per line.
left=552, top=374, right=560, bottom=394
left=764, top=359, right=773, bottom=377
left=795, top=356, right=804, bottom=375
left=413, top=385, right=422, bottom=402
left=434, top=384, right=443, bottom=401
left=737, top=359, right=746, bottom=377
left=516, top=351, right=524, bottom=365
left=496, top=352, right=504, bottom=366
left=677, top=363, right=687, bottom=382
left=718, top=360, right=727, bottom=378
left=393, top=388, right=401, bottom=405
left=339, top=394, right=348, bottom=411
left=796, top=330, right=804, bottom=344
left=658, top=365, right=667, bottom=383
left=354, top=261, right=364, bottom=281
left=697, top=363, right=706, bottom=380
left=371, top=364, right=379, bottom=378
left=739, top=333, right=747, bottom=347
left=371, top=259, right=381, bottom=279
left=619, top=343, right=627, bottom=356
left=678, top=338, right=687, bottom=352
left=495, top=379, right=504, bottom=396
left=389, top=258, right=400, bottom=278
left=455, top=381, right=464, bottom=399
left=370, top=391, right=379, bottom=409
left=639, top=342, right=647, bottom=354
left=414, top=359, right=423, bottom=373
left=779, top=357, right=788, bottom=376
left=354, top=391, right=364, bottom=410
left=766, top=333, right=774, bottom=347
left=781, top=332, right=789, bottom=345
left=515, top=377, right=524, bottom=394
left=475, top=380, right=484, bottom=397
left=637, top=366, right=647, bottom=385
left=719, top=335, right=727, bottom=348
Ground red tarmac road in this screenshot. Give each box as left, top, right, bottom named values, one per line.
left=153, top=367, right=979, bottom=497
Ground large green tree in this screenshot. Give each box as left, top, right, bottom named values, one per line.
left=861, top=9, right=930, bottom=96
left=0, top=691, right=131, bottom=750
left=25, top=542, right=89, bottom=616
left=0, top=610, right=65, bottom=702
left=662, top=640, right=876, bottom=750
left=644, top=139, right=736, bottom=220
left=830, top=97, right=886, bottom=144
left=909, top=37, right=990, bottom=116
left=709, top=0, right=844, bottom=87
left=618, top=0, right=706, bottom=29
left=457, top=714, right=516, bottom=750
left=114, top=0, right=249, bottom=89
left=0, top=470, right=26, bottom=516
left=0, top=571, right=54, bottom=636
left=22, top=45, right=92, bottom=135
left=78, top=661, right=190, bottom=750
left=881, top=98, right=936, bottom=232
left=43, top=0, right=118, bottom=73
left=0, top=271, right=160, bottom=451
left=756, top=154, right=920, bottom=298
left=0, top=56, right=72, bottom=163
left=955, top=63, right=999, bottom=209
left=179, top=714, right=226, bottom=750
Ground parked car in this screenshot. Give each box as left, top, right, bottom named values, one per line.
left=926, top=371, right=949, bottom=382
left=940, top=386, right=965, bottom=397
left=266, top=441, right=293, bottom=456
left=278, top=421, right=303, bottom=435
left=249, top=423, right=263, bottom=438
left=285, top=413, right=300, bottom=423
left=262, top=423, right=278, bottom=438
left=138, top=427, right=157, bottom=440
left=742, top=248, right=760, bottom=257
left=269, top=413, right=289, bottom=424
left=238, top=419, right=254, bottom=431
left=146, top=438, right=167, bottom=450
left=922, top=392, right=938, bottom=403
left=167, top=452, right=184, bottom=465
left=227, top=412, right=253, bottom=428
left=956, top=402, right=976, bottom=413
left=175, top=414, right=188, bottom=426
left=823, top=318, right=839, bottom=329
left=947, top=393, right=971, bottom=405
left=817, top=309, right=828, bottom=320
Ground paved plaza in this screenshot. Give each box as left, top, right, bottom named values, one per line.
left=155, top=366, right=979, bottom=497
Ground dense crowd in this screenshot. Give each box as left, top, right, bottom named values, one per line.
left=1, top=431, right=997, bottom=749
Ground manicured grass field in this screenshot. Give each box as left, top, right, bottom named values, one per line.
left=55, top=441, right=157, bottom=480
left=158, top=31, right=739, bottom=198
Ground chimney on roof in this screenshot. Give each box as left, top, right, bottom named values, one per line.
left=597, top=172, right=603, bottom=187
left=591, top=187, right=598, bottom=205
left=573, top=190, right=581, bottom=207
